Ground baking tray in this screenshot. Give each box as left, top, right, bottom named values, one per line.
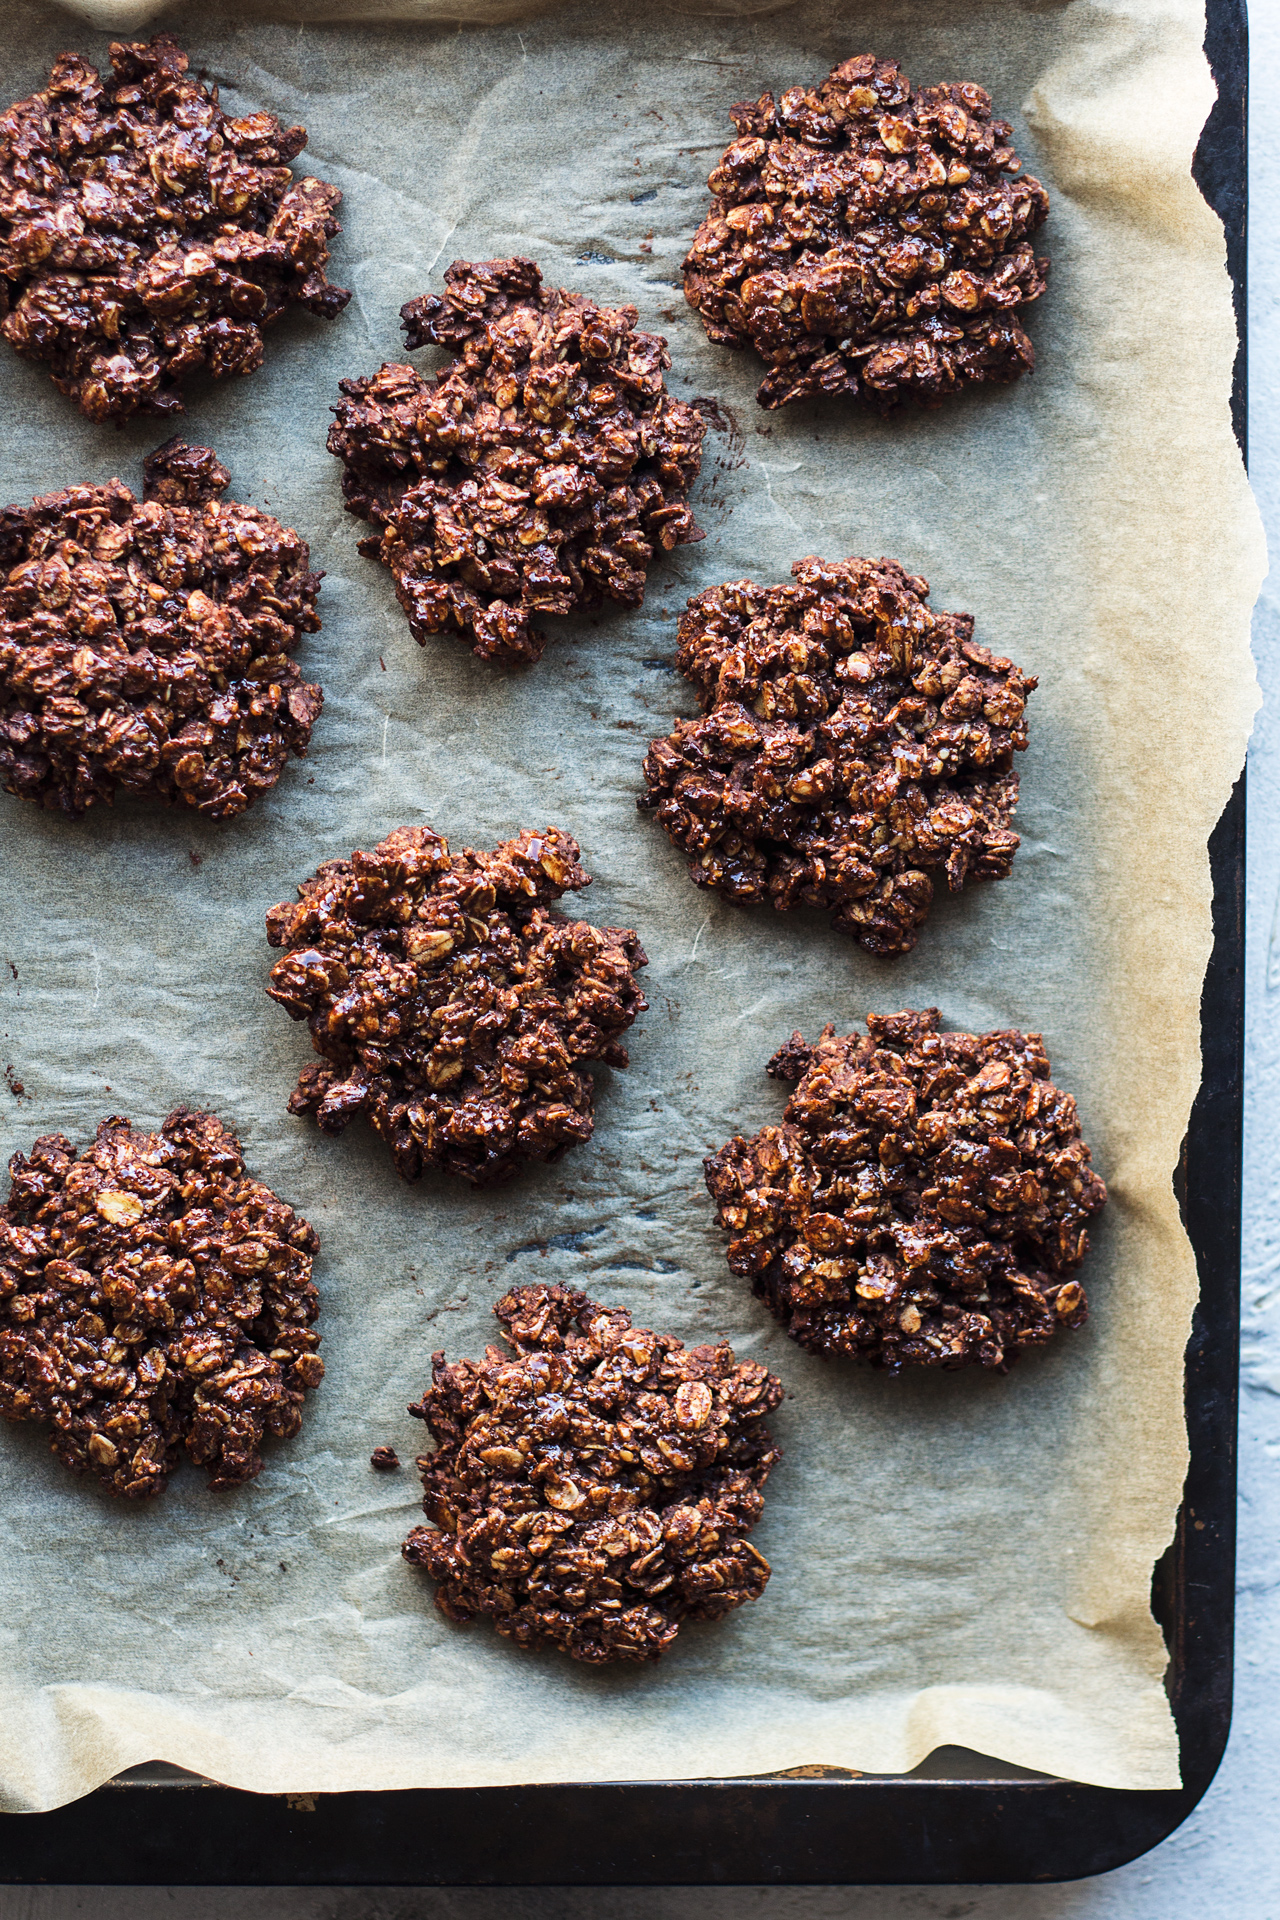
left=0, top=0, right=1247, bottom=1886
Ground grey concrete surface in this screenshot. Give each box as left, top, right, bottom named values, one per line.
left=4, top=2, right=1279, bottom=1913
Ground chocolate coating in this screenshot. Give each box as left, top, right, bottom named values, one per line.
left=404, top=1283, right=783, bottom=1662
left=266, top=825, right=648, bottom=1185
left=0, top=1108, right=322, bottom=1497
left=683, top=54, right=1049, bottom=411
left=328, top=257, right=705, bottom=667
left=0, top=440, right=323, bottom=818
left=705, top=1010, right=1106, bottom=1370
left=640, top=556, right=1034, bottom=956
left=0, top=34, right=350, bottom=421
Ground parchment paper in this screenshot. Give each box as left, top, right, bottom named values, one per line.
left=0, top=0, right=1263, bottom=1810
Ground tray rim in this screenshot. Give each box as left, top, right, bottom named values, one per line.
left=0, top=0, right=1248, bottom=1885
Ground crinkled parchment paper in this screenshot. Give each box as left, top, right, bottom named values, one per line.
left=0, top=0, right=1263, bottom=1810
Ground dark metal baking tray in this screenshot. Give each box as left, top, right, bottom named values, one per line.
left=0, top=0, right=1246, bottom=1884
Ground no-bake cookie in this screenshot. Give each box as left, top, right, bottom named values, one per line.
left=266, top=825, right=648, bottom=1185
left=0, top=33, right=349, bottom=421
left=683, top=54, right=1049, bottom=411
left=705, top=1010, right=1105, bottom=1370
left=0, top=439, right=323, bottom=817
left=328, top=257, right=705, bottom=668
left=639, top=556, right=1034, bottom=956
left=403, top=1282, right=783, bottom=1663
left=0, top=1108, right=322, bottom=1497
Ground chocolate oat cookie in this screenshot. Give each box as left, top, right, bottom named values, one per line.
left=705, top=1011, right=1106, bottom=1371
left=639, top=556, right=1034, bottom=956
left=0, top=34, right=349, bottom=422
left=403, top=1283, right=783, bottom=1663
left=683, top=54, right=1049, bottom=411
left=0, top=1108, right=322, bottom=1498
left=266, top=825, right=648, bottom=1185
left=327, top=257, right=706, bottom=668
left=0, top=439, right=323, bottom=818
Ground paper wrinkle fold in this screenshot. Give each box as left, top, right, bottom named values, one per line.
left=0, top=0, right=1264, bottom=1810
